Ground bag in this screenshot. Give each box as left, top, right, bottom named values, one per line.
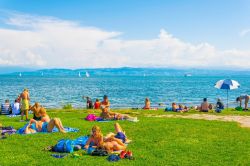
left=85, top=114, right=96, bottom=121
left=91, top=148, right=108, bottom=156
left=235, top=106, right=243, bottom=111
left=53, top=139, right=74, bottom=153
left=73, top=136, right=89, bottom=148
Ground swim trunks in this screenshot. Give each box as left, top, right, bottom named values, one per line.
left=115, top=132, right=126, bottom=143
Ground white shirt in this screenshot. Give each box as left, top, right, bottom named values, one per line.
left=12, top=102, right=20, bottom=115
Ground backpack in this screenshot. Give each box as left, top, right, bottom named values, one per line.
left=73, top=136, right=89, bottom=148
left=85, top=114, right=96, bottom=121
left=53, top=139, right=75, bottom=153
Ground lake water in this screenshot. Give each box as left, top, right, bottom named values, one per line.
left=0, top=75, right=249, bottom=108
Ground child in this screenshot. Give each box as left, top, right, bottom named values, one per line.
left=94, top=99, right=101, bottom=109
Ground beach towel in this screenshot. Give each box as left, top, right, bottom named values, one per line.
left=16, top=123, right=79, bottom=134
left=97, top=118, right=139, bottom=123
left=6, top=114, right=21, bottom=118
left=0, top=126, right=16, bottom=135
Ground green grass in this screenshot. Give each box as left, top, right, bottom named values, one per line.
left=1, top=109, right=250, bottom=166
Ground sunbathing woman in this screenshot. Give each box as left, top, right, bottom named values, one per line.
left=30, top=102, right=42, bottom=121
left=102, top=137, right=126, bottom=153
left=84, top=125, right=126, bottom=153
left=39, top=107, right=50, bottom=122
left=100, top=107, right=137, bottom=121
left=104, top=123, right=130, bottom=143
left=24, top=117, right=66, bottom=134
left=84, top=125, right=104, bottom=149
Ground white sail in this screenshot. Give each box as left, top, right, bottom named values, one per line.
left=19, top=73, right=22, bottom=77
left=85, top=71, right=90, bottom=78
left=78, top=72, right=81, bottom=77
left=184, top=73, right=192, bottom=77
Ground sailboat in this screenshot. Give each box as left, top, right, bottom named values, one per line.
left=19, top=73, right=22, bottom=77
left=41, top=72, right=44, bottom=76
left=85, top=71, right=90, bottom=78
left=184, top=73, right=192, bottom=77
left=78, top=72, right=81, bottom=77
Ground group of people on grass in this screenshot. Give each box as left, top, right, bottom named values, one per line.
left=24, top=102, right=66, bottom=134
left=142, top=95, right=249, bottom=113
left=84, top=123, right=130, bottom=153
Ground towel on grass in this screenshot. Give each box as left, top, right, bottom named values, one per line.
left=16, top=123, right=79, bottom=134
left=0, top=126, right=16, bottom=135
left=6, top=114, right=21, bottom=118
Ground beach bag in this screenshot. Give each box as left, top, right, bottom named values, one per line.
left=235, top=106, right=243, bottom=111
left=86, top=114, right=96, bottom=121
left=73, top=136, right=89, bottom=148
left=53, top=139, right=74, bottom=153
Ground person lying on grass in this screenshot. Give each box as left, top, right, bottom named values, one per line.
left=102, top=137, right=126, bottom=153
left=100, top=107, right=137, bottom=121
left=24, top=117, right=66, bottom=134
left=84, top=125, right=126, bottom=153
left=104, top=123, right=131, bottom=144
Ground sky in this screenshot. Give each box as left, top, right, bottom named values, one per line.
left=0, top=0, right=249, bottom=69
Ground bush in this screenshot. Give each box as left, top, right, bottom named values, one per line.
left=62, top=103, right=73, bottom=109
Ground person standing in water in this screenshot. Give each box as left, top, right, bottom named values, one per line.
left=18, top=88, right=30, bottom=121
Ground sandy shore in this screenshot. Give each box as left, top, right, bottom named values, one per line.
left=146, top=114, right=250, bottom=128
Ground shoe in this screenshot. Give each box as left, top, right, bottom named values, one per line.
left=125, top=151, right=134, bottom=160
left=119, top=150, right=127, bottom=159
left=126, top=151, right=132, bottom=157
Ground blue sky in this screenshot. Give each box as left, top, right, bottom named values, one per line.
left=0, top=0, right=249, bottom=69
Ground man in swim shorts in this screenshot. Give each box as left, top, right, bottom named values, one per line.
left=18, top=88, right=30, bottom=121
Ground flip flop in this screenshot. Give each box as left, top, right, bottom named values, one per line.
left=44, top=146, right=54, bottom=151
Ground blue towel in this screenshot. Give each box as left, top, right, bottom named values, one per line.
left=16, top=123, right=79, bottom=134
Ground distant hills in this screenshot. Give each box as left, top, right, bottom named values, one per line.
left=1, top=67, right=250, bottom=77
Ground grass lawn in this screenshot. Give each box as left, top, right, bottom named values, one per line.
left=1, top=109, right=250, bottom=166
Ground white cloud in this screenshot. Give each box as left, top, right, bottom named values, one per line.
left=240, top=29, right=250, bottom=37
left=0, top=12, right=249, bottom=69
